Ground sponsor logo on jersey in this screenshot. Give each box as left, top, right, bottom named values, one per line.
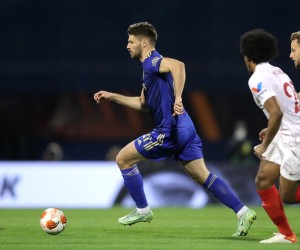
left=251, top=82, right=262, bottom=93
left=151, top=57, right=160, bottom=67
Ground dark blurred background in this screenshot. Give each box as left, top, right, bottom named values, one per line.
left=1, top=0, right=300, bottom=161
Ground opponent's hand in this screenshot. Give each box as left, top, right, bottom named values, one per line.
left=253, top=144, right=267, bottom=160
left=173, top=97, right=184, bottom=116
left=93, top=91, right=112, bottom=104
left=259, top=128, right=267, bottom=141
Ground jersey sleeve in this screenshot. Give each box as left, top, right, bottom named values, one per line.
left=143, top=56, right=163, bottom=74
left=248, top=73, right=276, bottom=106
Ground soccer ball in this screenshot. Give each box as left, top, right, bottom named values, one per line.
left=40, top=208, right=67, bottom=235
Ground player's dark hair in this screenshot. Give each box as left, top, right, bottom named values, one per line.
left=127, top=22, right=158, bottom=45
left=291, top=31, right=300, bottom=44
left=240, top=28, right=278, bottom=64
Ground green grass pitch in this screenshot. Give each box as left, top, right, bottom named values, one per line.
left=0, top=206, right=299, bottom=249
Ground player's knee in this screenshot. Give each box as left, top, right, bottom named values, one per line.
left=115, top=151, right=132, bottom=169
left=115, top=151, right=126, bottom=169
left=255, top=174, right=263, bottom=188
left=255, top=174, right=274, bottom=189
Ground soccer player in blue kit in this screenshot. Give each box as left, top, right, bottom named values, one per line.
left=94, top=22, right=256, bottom=236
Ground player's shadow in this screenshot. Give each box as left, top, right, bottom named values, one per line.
left=209, top=236, right=259, bottom=242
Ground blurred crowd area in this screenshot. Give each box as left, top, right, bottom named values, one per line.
left=0, top=0, right=299, bottom=162
left=0, top=91, right=262, bottom=163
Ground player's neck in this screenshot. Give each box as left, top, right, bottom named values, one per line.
left=250, top=62, right=257, bottom=73
left=140, top=47, right=155, bottom=62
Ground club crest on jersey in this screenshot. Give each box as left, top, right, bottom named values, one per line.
left=251, top=82, right=262, bottom=93
left=152, top=57, right=160, bottom=66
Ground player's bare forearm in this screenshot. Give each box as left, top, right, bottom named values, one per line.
left=94, top=90, right=148, bottom=111
left=254, top=114, right=281, bottom=160
left=262, top=112, right=282, bottom=147
left=172, top=62, right=186, bottom=99
left=160, top=58, right=185, bottom=97
left=261, top=96, right=283, bottom=147
left=172, top=62, right=185, bottom=115
left=159, top=58, right=185, bottom=115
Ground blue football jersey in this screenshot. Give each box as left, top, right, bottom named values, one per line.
left=135, top=50, right=203, bottom=161
left=142, top=50, right=176, bottom=130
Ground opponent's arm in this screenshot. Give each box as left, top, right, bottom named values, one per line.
left=159, top=57, right=185, bottom=115
left=258, top=128, right=268, bottom=141
left=94, top=88, right=149, bottom=112
left=254, top=96, right=283, bottom=159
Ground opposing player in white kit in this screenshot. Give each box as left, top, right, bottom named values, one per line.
left=240, top=28, right=300, bottom=244
left=290, top=31, right=300, bottom=99
left=290, top=31, right=300, bottom=70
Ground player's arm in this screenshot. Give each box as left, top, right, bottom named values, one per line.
left=94, top=88, right=149, bottom=112
left=262, top=96, right=283, bottom=146
left=258, top=128, right=268, bottom=141
left=159, top=57, right=185, bottom=115
left=254, top=96, right=283, bottom=159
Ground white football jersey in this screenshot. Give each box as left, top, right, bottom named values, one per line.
left=249, top=62, right=300, bottom=138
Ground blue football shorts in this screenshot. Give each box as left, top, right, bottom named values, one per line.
left=134, top=125, right=203, bottom=161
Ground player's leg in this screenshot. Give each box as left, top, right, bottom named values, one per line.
left=278, top=148, right=300, bottom=204
left=116, top=141, right=153, bottom=226
left=255, top=160, right=296, bottom=243
left=116, top=140, right=146, bottom=170
left=279, top=176, right=300, bottom=204
left=180, top=159, right=256, bottom=236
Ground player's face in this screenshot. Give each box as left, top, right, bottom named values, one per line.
left=243, top=55, right=253, bottom=73
left=127, top=35, right=143, bottom=60
left=290, top=39, right=300, bottom=69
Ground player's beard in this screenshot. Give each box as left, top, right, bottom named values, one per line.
left=295, top=61, right=300, bottom=70
left=130, top=45, right=142, bottom=60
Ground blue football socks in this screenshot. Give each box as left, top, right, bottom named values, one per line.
left=204, top=173, right=244, bottom=213
left=121, top=165, right=148, bottom=208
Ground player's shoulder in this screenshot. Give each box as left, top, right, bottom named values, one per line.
left=249, top=64, right=275, bottom=85
left=144, top=50, right=163, bottom=61
left=248, top=71, right=265, bottom=86
left=143, top=50, right=163, bottom=71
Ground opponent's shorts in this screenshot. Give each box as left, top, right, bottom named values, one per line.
left=134, top=124, right=203, bottom=161
left=262, top=133, right=300, bottom=181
